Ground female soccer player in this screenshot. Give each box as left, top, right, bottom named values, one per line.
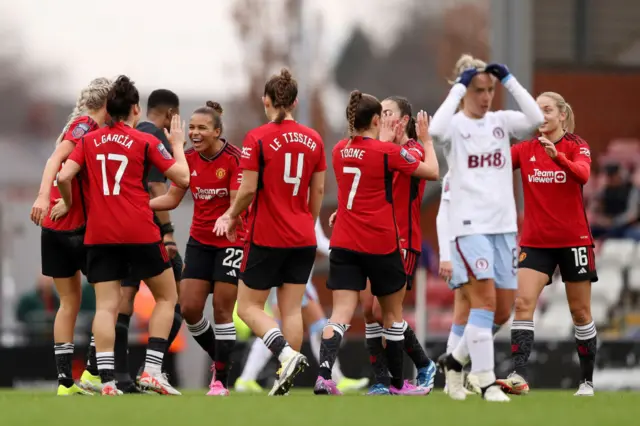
left=150, top=101, right=242, bottom=396
left=496, top=92, right=597, bottom=397
left=57, top=75, right=189, bottom=396
left=314, top=91, right=438, bottom=396
left=360, top=96, right=438, bottom=395
left=234, top=219, right=370, bottom=393
left=214, top=68, right=326, bottom=396
left=30, top=77, right=112, bottom=395
left=430, top=54, right=543, bottom=402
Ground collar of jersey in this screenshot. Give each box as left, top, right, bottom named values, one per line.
left=198, top=138, right=228, bottom=162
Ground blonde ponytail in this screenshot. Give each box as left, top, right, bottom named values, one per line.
left=448, top=53, right=487, bottom=85
left=58, top=77, right=113, bottom=144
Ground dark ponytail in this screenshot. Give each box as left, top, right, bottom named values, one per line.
left=264, top=68, right=298, bottom=124
left=193, top=101, right=224, bottom=133
left=106, top=75, right=139, bottom=123
left=385, top=96, right=417, bottom=140
left=345, top=90, right=382, bottom=136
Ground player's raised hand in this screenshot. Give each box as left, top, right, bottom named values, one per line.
left=415, top=110, right=432, bottom=144
left=49, top=198, right=69, bottom=221
left=539, top=136, right=558, bottom=159
left=484, top=63, right=511, bottom=83
left=379, top=115, right=398, bottom=142
left=30, top=195, right=49, bottom=226
left=439, top=260, right=453, bottom=282
left=164, top=114, right=186, bottom=147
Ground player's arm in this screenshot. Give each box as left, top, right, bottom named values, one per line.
left=150, top=185, right=187, bottom=211
left=57, top=160, right=82, bottom=209
left=429, top=84, right=466, bottom=145
left=497, top=78, right=544, bottom=139
left=30, top=139, right=76, bottom=225
left=309, top=171, right=325, bottom=223
left=550, top=142, right=591, bottom=185
left=414, top=110, right=439, bottom=180
left=228, top=170, right=257, bottom=219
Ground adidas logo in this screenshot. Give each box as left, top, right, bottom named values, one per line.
left=530, top=155, right=536, bottom=162
left=320, top=361, right=330, bottom=369
left=578, top=267, right=587, bottom=274
left=226, top=269, right=237, bottom=277
left=191, top=170, right=197, bottom=176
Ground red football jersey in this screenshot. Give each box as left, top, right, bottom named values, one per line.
left=176, top=142, right=243, bottom=247
left=331, top=136, right=420, bottom=255
left=68, top=122, right=176, bottom=245
left=392, top=139, right=426, bottom=253
left=42, top=116, right=99, bottom=232
left=240, top=121, right=326, bottom=248
left=512, top=133, right=593, bottom=248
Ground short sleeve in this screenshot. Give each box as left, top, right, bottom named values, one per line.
left=387, top=144, right=420, bottom=176
left=147, top=137, right=176, bottom=174
left=573, top=140, right=592, bottom=165
left=230, top=157, right=242, bottom=190
left=68, top=138, right=86, bottom=167
left=315, top=142, right=327, bottom=172
left=239, top=133, right=259, bottom=171
left=63, top=119, right=93, bottom=145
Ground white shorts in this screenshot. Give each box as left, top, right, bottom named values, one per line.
left=450, top=232, right=517, bottom=290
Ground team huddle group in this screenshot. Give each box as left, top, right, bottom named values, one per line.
left=30, top=52, right=599, bottom=400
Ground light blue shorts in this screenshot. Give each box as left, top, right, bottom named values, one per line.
left=450, top=233, right=517, bottom=290
left=267, top=267, right=319, bottom=308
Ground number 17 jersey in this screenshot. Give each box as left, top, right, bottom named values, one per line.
left=240, top=120, right=326, bottom=248
left=68, top=122, right=176, bottom=245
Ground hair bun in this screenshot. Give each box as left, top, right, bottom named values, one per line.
left=280, top=68, right=292, bottom=82
left=205, top=101, right=223, bottom=114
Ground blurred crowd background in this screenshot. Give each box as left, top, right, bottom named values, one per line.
left=1, top=0, right=640, bottom=389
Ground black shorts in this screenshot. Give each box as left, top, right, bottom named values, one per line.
left=403, top=249, right=420, bottom=291
left=240, top=243, right=316, bottom=291
left=86, top=242, right=171, bottom=284
left=121, top=250, right=183, bottom=289
left=41, top=228, right=86, bottom=278
left=182, top=237, right=242, bottom=287
left=519, top=246, right=598, bottom=284
left=327, top=248, right=406, bottom=297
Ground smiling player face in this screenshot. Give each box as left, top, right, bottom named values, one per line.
left=188, top=113, right=220, bottom=153
left=536, top=95, right=565, bottom=134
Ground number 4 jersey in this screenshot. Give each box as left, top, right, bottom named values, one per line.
left=240, top=120, right=326, bottom=248
left=67, top=122, right=176, bottom=245
left=330, top=137, right=420, bottom=255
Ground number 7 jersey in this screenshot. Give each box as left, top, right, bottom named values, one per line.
left=68, top=122, right=176, bottom=245
left=240, top=120, right=326, bottom=248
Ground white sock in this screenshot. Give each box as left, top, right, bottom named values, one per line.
left=310, top=331, right=344, bottom=382
left=447, top=323, right=465, bottom=354
left=466, top=309, right=496, bottom=388
left=240, top=338, right=272, bottom=381
left=451, top=332, right=470, bottom=366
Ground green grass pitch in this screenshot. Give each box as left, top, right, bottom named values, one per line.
left=0, top=389, right=638, bottom=426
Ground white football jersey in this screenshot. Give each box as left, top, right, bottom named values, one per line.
left=430, top=78, right=543, bottom=238
left=436, top=171, right=453, bottom=261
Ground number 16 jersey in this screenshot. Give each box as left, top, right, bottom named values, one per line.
left=68, top=122, right=176, bottom=245
left=240, top=120, right=326, bottom=248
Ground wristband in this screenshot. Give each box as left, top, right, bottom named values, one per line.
left=160, top=222, right=175, bottom=236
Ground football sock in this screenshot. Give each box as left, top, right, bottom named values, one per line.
left=451, top=328, right=470, bottom=366
left=239, top=338, right=272, bottom=381
left=574, top=321, right=597, bottom=382
left=318, top=323, right=347, bottom=381
left=365, top=323, right=390, bottom=386
left=447, top=323, right=465, bottom=354
left=186, top=317, right=216, bottom=360
left=97, top=351, right=115, bottom=383
left=383, top=322, right=405, bottom=389
left=309, top=322, right=345, bottom=382
left=466, top=309, right=496, bottom=388
left=144, top=337, right=168, bottom=375
left=262, top=328, right=294, bottom=363
left=214, top=322, right=236, bottom=387
left=54, top=342, right=74, bottom=388
left=511, top=320, right=534, bottom=378
left=402, top=321, right=431, bottom=369
left=114, top=314, right=132, bottom=383
left=167, top=304, right=183, bottom=349
left=86, top=335, right=98, bottom=375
